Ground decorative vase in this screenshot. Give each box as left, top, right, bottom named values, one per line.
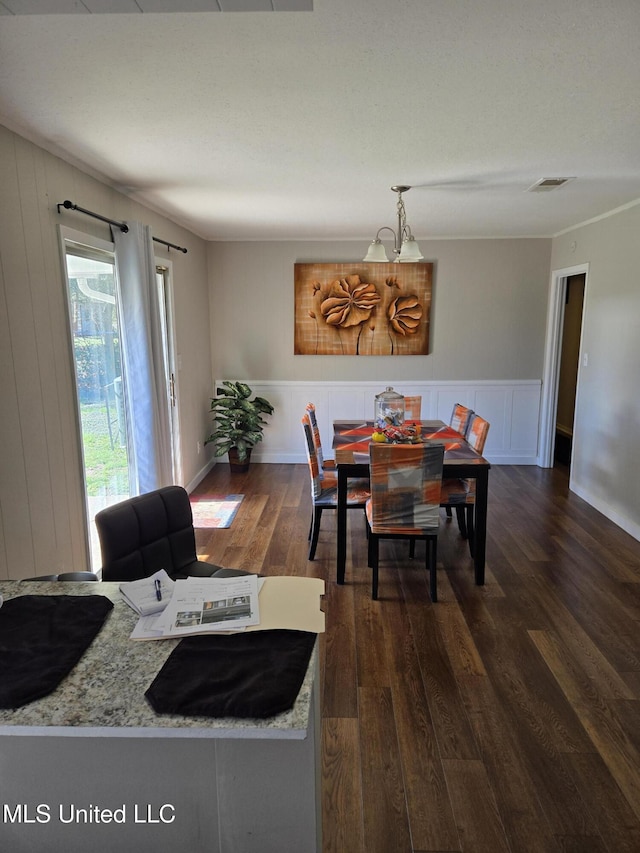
left=228, top=446, right=252, bottom=473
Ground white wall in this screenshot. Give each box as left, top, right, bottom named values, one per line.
left=0, top=124, right=212, bottom=579
left=550, top=204, right=640, bottom=541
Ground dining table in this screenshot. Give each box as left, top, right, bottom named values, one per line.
left=332, top=419, right=491, bottom=587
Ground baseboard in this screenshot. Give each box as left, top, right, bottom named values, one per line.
left=185, top=457, right=216, bottom=493
left=570, top=480, right=640, bottom=543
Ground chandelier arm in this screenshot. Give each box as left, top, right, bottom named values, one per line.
left=374, top=225, right=398, bottom=242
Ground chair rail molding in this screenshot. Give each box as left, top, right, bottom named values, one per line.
left=214, top=380, right=541, bottom=466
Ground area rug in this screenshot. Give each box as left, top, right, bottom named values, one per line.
left=190, top=494, right=244, bottom=529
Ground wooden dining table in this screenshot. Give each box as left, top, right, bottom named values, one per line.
left=332, top=420, right=491, bottom=587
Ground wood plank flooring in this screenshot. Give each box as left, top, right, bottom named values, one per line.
left=192, top=462, right=640, bottom=853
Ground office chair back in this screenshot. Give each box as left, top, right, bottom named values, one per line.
left=95, top=485, right=216, bottom=582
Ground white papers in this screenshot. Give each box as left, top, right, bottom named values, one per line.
left=131, top=574, right=260, bottom=640
left=130, top=575, right=325, bottom=640
left=119, top=569, right=175, bottom=616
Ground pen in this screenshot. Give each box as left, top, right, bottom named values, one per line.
left=155, top=579, right=162, bottom=602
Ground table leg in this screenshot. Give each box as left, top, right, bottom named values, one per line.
left=473, top=468, right=488, bottom=585
left=337, top=467, right=348, bottom=584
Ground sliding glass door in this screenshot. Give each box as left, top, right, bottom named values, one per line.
left=61, top=229, right=179, bottom=571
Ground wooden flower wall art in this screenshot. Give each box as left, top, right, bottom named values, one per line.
left=294, top=262, right=432, bottom=356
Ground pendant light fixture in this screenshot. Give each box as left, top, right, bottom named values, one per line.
left=363, top=185, right=424, bottom=263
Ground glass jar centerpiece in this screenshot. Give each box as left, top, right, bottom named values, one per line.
left=374, top=386, right=405, bottom=428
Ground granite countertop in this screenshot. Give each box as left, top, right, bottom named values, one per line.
left=0, top=581, right=316, bottom=739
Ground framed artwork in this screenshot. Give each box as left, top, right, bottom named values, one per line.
left=294, top=262, right=432, bottom=356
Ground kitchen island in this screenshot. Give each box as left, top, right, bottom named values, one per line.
left=0, top=581, right=320, bottom=853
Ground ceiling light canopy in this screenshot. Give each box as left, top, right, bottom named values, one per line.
left=363, top=186, right=424, bottom=263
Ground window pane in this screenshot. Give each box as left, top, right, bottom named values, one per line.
left=65, top=250, right=130, bottom=570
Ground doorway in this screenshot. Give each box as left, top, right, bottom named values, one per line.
left=539, top=263, right=588, bottom=472
left=554, top=273, right=585, bottom=468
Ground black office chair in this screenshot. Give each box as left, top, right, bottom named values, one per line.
left=95, top=485, right=249, bottom=582
left=22, top=572, right=99, bottom=582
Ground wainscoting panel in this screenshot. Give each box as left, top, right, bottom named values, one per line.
left=215, top=380, right=541, bottom=466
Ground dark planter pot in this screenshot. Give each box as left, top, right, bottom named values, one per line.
left=228, top=446, right=252, bottom=473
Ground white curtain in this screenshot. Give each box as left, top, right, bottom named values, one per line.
left=112, top=222, right=173, bottom=494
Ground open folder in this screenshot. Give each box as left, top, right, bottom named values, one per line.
left=129, top=575, right=325, bottom=640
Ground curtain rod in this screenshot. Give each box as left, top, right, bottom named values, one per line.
left=56, top=200, right=188, bottom=254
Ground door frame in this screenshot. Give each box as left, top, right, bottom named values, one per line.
left=538, top=262, right=589, bottom=469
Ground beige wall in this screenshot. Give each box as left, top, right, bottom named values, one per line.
left=551, top=204, right=640, bottom=539
left=208, top=237, right=552, bottom=383
left=0, top=124, right=212, bottom=579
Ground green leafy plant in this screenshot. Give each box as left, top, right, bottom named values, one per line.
left=205, top=381, right=275, bottom=463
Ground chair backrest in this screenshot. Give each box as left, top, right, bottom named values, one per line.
left=450, top=403, right=474, bottom=436
left=466, top=414, right=490, bottom=455
left=305, top=402, right=327, bottom=467
left=302, top=414, right=323, bottom=500
left=368, top=442, right=444, bottom=534
left=403, top=395, right=422, bottom=421
left=95, top=485, right=199, bottom=582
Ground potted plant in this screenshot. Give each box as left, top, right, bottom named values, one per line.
left=205, top=381, right=275, bottom=472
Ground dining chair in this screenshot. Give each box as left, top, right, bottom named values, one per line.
left=305, top=402, right=335, bottom=469
left=366, top=441, right=444, bottom=602
left=450, top=402, right=474, bottom=437
left=440, top=413, right=490, bottom=554
left=443, top=402, right=475, bottom=521
left=403, top=395, right=422, bottom=421
left=302, top=413, right=370, bottom=560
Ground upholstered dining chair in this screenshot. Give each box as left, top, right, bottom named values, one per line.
left=403, top=395, right=422, bottom=421
left=302, top=413, right=370, bottom=560
left=450, top=402, right=474, bottom=437
left=440, top=413, right=490, bottom=554
left=442, top=402, right=475, bottom=522
left=305, top=402, right=335, bottom=470
left=95, top=485, right=250, bottom=582
left=366, top=441, right=444, bottom=602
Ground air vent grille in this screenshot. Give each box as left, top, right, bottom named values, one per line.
left=527, top=177, right=575, bottom=192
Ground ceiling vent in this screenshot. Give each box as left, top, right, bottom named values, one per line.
left=527, top=177, right=575, bottom=192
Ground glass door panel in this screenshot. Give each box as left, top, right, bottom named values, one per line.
left=64, top=250, right=130, bottom=570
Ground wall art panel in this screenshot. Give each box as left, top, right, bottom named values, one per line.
left=294, top=262, right=432, bottom=355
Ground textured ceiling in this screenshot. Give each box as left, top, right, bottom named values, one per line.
left=1, top=0, right=640, bottom=241
left=0, top=1, right=312, bottom=13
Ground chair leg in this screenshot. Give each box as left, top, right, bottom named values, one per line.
left=427, top=536, right=438, bottom=603
left=466, top=506, right=475, bottom=558
left=445, top=506, right=453, bottom=520
left=455, top=505, right=468, bottom=539
left=371, top=535, right=380, bottom=600
left=409, top=538, right=416, bottom=558
left=308, top=506, right=323, bottom=560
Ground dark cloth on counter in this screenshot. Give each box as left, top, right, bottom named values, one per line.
left=145, top=629, right=316, bottom=719
left=0, top=595, right=114, bottom=709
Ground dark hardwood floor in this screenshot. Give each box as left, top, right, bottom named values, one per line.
left=193, top=462, right=640, bottom=853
